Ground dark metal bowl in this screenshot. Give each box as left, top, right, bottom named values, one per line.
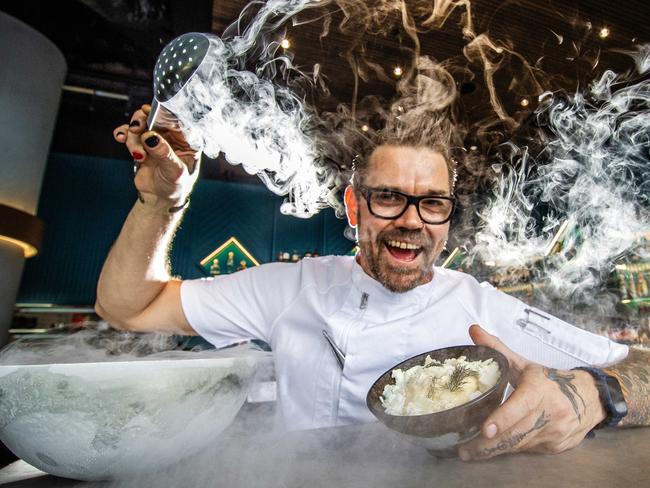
left=367, top=345, right=509, bottom=455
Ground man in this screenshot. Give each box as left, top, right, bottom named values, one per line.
left=97, top=104, right=650, bottom=462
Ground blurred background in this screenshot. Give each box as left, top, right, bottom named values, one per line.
left=0, top=0, right=650, bottom=342
left=0, top=0, right=648, bottom=375
left=1, top=0, right=649, bottom=470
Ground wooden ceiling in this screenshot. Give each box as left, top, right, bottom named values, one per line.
left=210, top=0, right=649, bottom=136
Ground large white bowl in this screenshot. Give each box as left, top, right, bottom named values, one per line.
left=0, top=347, right=261, bottom=481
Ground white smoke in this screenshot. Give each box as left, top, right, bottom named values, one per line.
left=613, top=44, right=650, bottom=75
left=0, top=328, right=221, bottom=365
left=157, top=0, right=344, bottom=218
left=151, top=0, right=649, bottom=310
left=472, top=47, right=650, bottom=307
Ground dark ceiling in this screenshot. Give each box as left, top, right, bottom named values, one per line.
left=2, top=0, right=649, bottom=182
left=212, top=0, right=648, bottom=116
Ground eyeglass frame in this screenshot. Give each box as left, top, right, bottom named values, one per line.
left=357, top=185, right=456, bottom=225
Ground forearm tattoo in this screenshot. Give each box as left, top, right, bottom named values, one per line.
left=477, top=411, right=551, bottom=457
left=604, top=348, right=650, bottom=427
left=544, top=368, right=587, bottom=422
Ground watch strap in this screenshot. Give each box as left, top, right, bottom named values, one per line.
left=574, top=366, right=627, bottom=429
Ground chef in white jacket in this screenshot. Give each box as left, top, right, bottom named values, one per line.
left=96, top=104, right=649, bottom=461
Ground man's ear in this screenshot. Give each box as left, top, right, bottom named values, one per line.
left=344, top=186, right=358, bottom=228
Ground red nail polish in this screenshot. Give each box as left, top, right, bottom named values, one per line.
left=132, top=151, right=145, bottom=161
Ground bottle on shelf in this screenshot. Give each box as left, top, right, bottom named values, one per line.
left=226, top=251, right=235, bottom=274
left=618, top=273, right=628, bottom=300
left=209, top=258, right=221, bottom=276
left=637, top=272, right=649, bottom=298
left=628, top=273, right=638, bottom=299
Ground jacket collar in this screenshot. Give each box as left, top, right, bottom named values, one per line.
left=350, top=255, right=439, bottom=306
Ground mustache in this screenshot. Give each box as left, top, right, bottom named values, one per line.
left=379, top=229, right=432, bottom=248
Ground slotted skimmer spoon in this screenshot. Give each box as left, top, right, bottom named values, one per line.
left=147, top=32, right=220, bottom=130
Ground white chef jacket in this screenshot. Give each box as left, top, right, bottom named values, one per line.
left=181, top=255, right=628, bottom=430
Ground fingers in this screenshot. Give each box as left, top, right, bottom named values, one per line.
left=128, top=108, right=148, bottom=135
left=125, top=128, right=147, bottom=164
left=114, top=105, right=153, bottom=156
left=114, top=105, right=198, bottom=203
left=479, top=380, right=543, bottom=441
left=459, top=408, right=551, bottom=461
left=469, top=324, right=530, bottom=374
left=140, top=131, right=185, bottom=182
left=113, top=124, right=129, bottom=143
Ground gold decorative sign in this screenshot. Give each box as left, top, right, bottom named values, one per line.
left=198, top=237, right=260, bottom=276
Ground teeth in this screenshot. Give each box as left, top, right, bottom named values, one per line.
left=387, top=240, right=420, bottom=250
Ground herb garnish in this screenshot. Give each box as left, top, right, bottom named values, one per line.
left=445, top=365, right=478, bottom=392
left=426, top=377, right=438, bottom=399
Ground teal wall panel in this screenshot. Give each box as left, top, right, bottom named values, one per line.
left=17, top=153, right=351, bottom=304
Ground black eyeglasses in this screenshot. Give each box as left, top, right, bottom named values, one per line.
left=358, top=186, right=455, bottom=225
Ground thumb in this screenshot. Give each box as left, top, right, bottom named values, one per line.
left=469, top=324, right=531, bottom=375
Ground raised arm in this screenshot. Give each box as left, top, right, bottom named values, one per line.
left=95, top=105, right=200, bottom=335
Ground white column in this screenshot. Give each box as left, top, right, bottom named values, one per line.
left=0, top=12, right=66, bottom=347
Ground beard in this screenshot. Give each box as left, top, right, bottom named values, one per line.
left=357, top=226, right=438, bottom=293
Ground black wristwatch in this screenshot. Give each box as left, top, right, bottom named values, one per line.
left=574, top=367, right=628, bottom=428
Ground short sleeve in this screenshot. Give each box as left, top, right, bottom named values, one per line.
left=454, top=276, right=629, bottom=369
left=180, top=262, right=303, bottom=348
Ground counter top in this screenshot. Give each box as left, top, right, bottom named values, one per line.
left=1, top=418, right=649, bottom=488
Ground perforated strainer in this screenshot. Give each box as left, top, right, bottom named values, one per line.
left=147, top=32, right=219, bottom=129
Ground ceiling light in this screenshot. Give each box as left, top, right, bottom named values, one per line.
left=599, top=27, right=610, bottom=39
left=280, top=38, right=291, bottom=49
left=393, top=66, right=403, bottom=77
left=520, top=98, right=530, bottom=107
left=361, top=124, right=369, bottom=132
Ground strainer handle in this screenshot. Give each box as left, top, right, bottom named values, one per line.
left=147, top=99, right=161, bottom=129
left=147, top=100, right=179, bottom=131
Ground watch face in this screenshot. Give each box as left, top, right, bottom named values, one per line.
left=605, top=375, right=628, bottom=417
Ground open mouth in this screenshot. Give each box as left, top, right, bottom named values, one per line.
left=384, top=240, right=423, bottom=262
